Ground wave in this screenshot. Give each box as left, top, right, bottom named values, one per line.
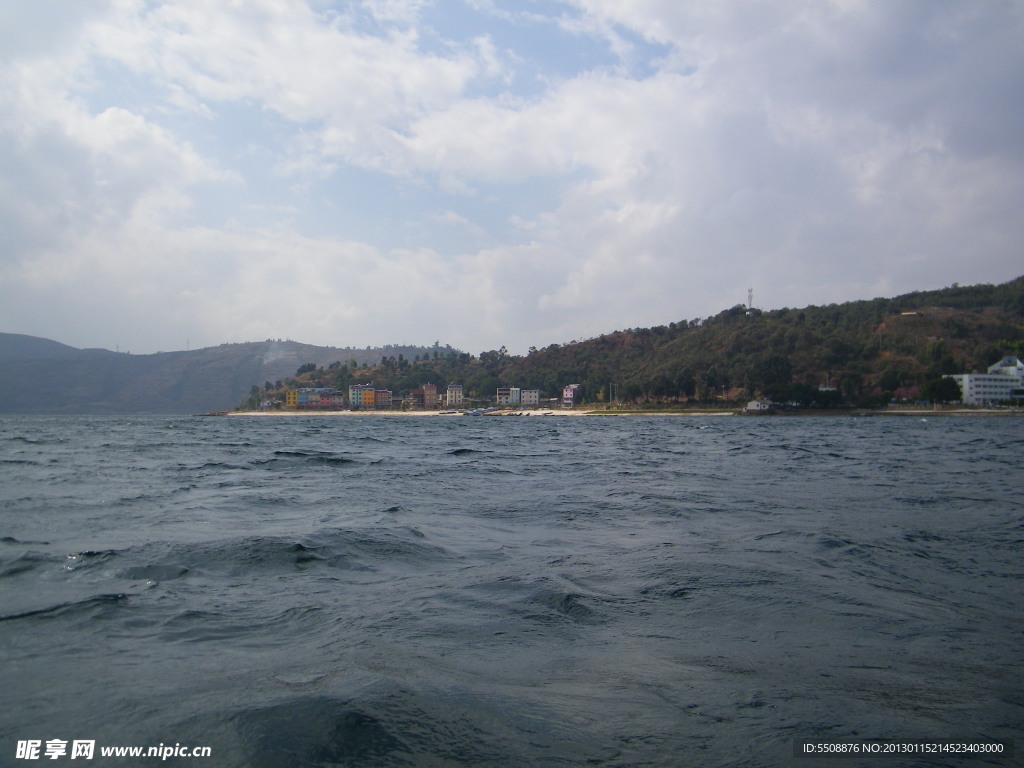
left=66, top=549, right=121, bottom=565
left=158, top=604, right=328, bottom=645
left=447, top=447, right=481, bottom=456
left=0, top=458, right=43, bottom=467
left=116, top=563, right=190, bottom=581
left=6, top=435, right=66, bottom=445
left=249, top=450, right=359, bottom=467
left=136, top=528, right=448, bottom=578
left=0, top=592, right=129, bottom=623
left=525, top=588, right=604, bottom=625
left=1, top=528, right=452, bottom=603
left=1, top=535, right=50, bottom=545
left=228, top=687, right=606, bottom=768
left=0, top=550, right=54, bottom=578
left=176, top=461, right=254, bottom=472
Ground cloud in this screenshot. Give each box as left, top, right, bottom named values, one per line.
left=0, top=45, right=231, bottom=261
left=0, top=0, right=113, bottom=60
left=0, top=0, right=1021, bottom=356
left=493, top=0, right=1024, bottom=323
left=86, top=0, right=491, bottom=169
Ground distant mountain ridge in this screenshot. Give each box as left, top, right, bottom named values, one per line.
left=0, top=337, right=458, bottom=414
left=0, top=334, right=86, bottom=360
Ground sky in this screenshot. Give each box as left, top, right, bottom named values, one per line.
left=1, top=0, right=1022, bottom=356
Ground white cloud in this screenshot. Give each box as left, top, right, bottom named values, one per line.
left=0, top=0, right=1021, bottom=356
left=361, top=0, right=428, bottom=24
left=85, top=0, right=491, bottom=172
left=0, top=48, right=232, bottom=263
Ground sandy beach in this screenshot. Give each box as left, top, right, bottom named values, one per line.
left=228, top=409, right=617, bottom=417
left=225, top=408, right=748, bottom=417
left=225, top=407, right=1020, bottom=418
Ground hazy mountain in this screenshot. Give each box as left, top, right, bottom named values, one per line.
left=0, top=337, right=457, bottom=414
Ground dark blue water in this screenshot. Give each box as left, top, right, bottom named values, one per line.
left=1, top=415, right=1020, bottom=767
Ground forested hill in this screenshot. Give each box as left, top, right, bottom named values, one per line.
left=503, top=276, right=1024, bottom=405
left=262, top=276, right=1024, bottom=409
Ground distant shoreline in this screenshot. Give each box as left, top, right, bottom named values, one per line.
left=224, top=407, right=1022, bottom=418
left=227, top=409, right=615, bottom=417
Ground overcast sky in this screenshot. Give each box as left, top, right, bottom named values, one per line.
left=1, top=1, right=1021, bottom=355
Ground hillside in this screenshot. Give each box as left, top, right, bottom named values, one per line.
left=0, top=337, right=458, bottom=414
left=254, top=276, right=1024, bottom=409
left=500, top=277, right=1024, bottom=406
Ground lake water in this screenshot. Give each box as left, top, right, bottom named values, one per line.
left=1, top=414, right=1020, bottom=767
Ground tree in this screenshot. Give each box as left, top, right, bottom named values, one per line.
left=921, top=377, right=962, bottom=403
left=746, top=354, right=793, bottom=394
left=673, top=367, right=696, bottom=398
left=764, top=382, right=817, bottom=406
left=879, top=370, right=902, bottom=392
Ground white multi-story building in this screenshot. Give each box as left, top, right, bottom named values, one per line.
left=945, top=356, right=1024, bottom=405
left=446, top=384, right=464, bottom=408
left=495, top=386, right=541, bottom=407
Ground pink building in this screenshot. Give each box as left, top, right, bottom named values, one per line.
left=562, top=384, right=581, bottom=407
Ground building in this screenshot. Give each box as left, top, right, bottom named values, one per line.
left=446, top=384, right=464, bottom=408
left=286, top=387, right=345, bottom=409
left=346, top=383, right=391, bottom=410
left=405, top=383, right=440, bottom=410
left=348, top=384, right=375, bottom=410
left=422, top=383, right=439, bottom=409
left=562, top=384, right=581, bottom=408
left=944, top=356, right=1024, bottom=405
left=497, top=386, right=542, bottom=407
